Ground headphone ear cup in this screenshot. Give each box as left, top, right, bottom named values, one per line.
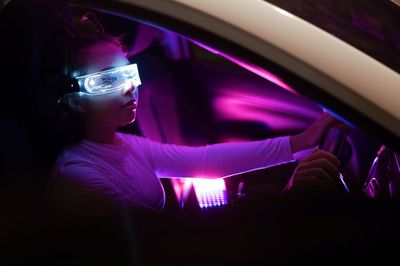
left=56, top=77, right=80, bottom=104
left=65, top=77, right=80, bottom=94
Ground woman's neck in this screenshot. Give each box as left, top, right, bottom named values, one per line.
left=84, top=120, right=117, bottom=144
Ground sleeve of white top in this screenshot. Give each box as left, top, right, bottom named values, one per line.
left=142, top=136, right=295, bottom=178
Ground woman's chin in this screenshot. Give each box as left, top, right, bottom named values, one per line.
left=124, top=113, right=136, bottom=125
left=116, top=110, right=136, bottom=127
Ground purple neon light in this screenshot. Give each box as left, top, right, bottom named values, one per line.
left=171, top=178, right=193, bottom=208
left=213, top=91, right=321, bottom=131
left=192, top=178, right=228, bottom=209
left=191, top=40, right=297, bottom=95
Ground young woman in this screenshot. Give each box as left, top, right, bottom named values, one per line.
left=48, top=14, right=341, bottom=214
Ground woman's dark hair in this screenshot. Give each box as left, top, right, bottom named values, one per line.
left=61, top=12, right=125, bottom=77
left=42, top=12, right=126, bottom=165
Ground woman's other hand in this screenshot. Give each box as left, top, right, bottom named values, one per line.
left=285, top=148, right=340, bottom=194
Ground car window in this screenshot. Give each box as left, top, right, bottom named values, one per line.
left=68, top=0, right=400, bottom=151
left=77, top=7, right=387, bottom=203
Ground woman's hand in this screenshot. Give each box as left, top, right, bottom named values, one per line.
left=290, top=112, right=347, bottom=153
left=285, top=148, right=340, bottom=193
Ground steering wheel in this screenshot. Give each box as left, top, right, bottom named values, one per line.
left=363, top=146, right=400, bottom=199
left=320, top=126, right=353, bottom=194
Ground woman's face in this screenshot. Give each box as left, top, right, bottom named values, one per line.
left=77, top=41, right=138, bottom=128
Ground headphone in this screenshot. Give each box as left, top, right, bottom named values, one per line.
left=57, top=77, right=80, bottom=103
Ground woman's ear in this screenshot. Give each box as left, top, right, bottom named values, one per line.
left=63, top=93, right=85, bottom=112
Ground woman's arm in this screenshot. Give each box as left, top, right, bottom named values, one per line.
left=143, top=136, right=294, bottom=178
left=141, top=112, right=343, bottom=179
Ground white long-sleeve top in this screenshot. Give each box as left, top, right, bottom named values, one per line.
left=50, top=133, right=294, bottom=212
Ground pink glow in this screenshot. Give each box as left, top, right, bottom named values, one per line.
left=192, top=178, right=228, bottom=208
left=213, top=90, right=321, bottom=131
left=192, top=40, right=297, bottom=94
left=171, top=178, right=193, bottom=208
left=225, top=56, right=297, bottom=94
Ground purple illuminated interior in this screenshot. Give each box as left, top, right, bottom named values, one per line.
left=127, top=21, right=379, bottom=210
left=130, top=28, right=327, bottom=208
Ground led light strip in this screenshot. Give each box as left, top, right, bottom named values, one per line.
left=192, top=178, right=228, bottom=209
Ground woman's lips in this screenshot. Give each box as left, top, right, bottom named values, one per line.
left=122, top=100, right=136, bottom=109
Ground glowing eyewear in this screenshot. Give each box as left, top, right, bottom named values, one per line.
left=75, top=63, right=141, bottom=95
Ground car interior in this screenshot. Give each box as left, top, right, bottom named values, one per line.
left=1, top=1, right=400, bottom=265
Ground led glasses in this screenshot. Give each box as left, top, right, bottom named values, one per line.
left=75, top=63, right=141, bottom=96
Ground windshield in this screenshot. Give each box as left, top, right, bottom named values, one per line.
left=266, top=0, right=400, bottom=74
